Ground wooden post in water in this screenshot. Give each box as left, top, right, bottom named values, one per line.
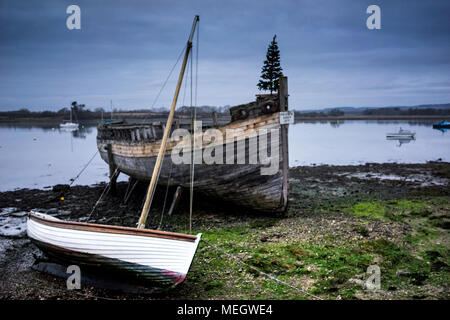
left=137, top=15, right=199, bottom=229
left=278, top=76, right=289, bottom=211
left=212, top=111, right=218, bottom=128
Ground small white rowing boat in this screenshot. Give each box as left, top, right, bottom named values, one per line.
left=27, top=212, right=201, bottom=286
left=27, top=16, right=202, bottom=287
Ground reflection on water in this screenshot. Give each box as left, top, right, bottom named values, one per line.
left=59, top=125, right=92, bottom=139
left=434, top=128, right=448, bottom=134
left=0, top=119, right=449, bottom=191
left=385, top=127, right=416, bottom=147
left=290, top=119, right=449, bottom=166
left=386, top=137, right=415, bottom=147
left=0, top=122, right=94, bottom=138
left=0, top=121, right=116, bottom=191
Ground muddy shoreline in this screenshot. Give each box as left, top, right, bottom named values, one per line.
left=0, top=162, right=449, bottom=300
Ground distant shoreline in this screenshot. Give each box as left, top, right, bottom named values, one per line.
left=0, top=114, right=447, bottom=124
left=294, top=115, right=448, bottom=121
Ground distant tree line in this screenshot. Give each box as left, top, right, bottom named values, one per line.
left=0, top=107, right=106, bottom=120
left=294, top=109, right=345, bottom=118
left=294, top=107, right=450, bottom=118
left=0, top=105, right=232, bottom=121
left=363, top=107, right=450, bottom=116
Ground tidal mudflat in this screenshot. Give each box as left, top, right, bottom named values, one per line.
left=0, top=162, right=448, bottom=300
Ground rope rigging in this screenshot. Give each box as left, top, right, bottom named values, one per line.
left=87, top=167, right=120, bottom=220
left=86, top=40, right=191, bottom=222
left=189, top=19, right=199, bottom=233
left=68, top=150, right=99, bottom=187
left=63, top=17, right=201, bottom=230
left=158, top=20, right=199, bottom=232
left=156, top=45, right=193, bottom=229
left=141, top=43, right=187, bottom=124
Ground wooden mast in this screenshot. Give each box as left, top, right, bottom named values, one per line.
left=137, top=15, right=199, bottom=229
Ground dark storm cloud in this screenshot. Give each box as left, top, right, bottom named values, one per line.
left=0, top=0, right=449, bottom=110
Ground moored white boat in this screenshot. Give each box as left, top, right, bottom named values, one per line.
left=60, top=103, right=79, bottom=129
left=27, top=212, right=202, bottom=286
left=386, top=128, right=415, bottom=139
left=60, top=122, right=79, bottom=129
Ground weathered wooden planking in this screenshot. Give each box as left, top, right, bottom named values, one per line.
left=98, top=131, right=286, bottom=212
left=98, top=112, right=280, bottom=159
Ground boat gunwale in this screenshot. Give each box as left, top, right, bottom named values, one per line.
left=97, top=112, right=279, bottom=132
left=96, top=112, right=282, bottom=157
left=28, top=212, right=198, bottom=242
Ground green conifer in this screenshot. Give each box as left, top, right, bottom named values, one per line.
left=257, top=35, right=283, bottom=94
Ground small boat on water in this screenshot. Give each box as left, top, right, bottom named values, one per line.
left=60, top=122, right=79, bottom=130
left=27, top=16, right=203, bottom=287
left=386, top=128, right=416, bottom=139
left=60, top=104, right=79, bottom=130
left=432, top=121, right=450, bottom=129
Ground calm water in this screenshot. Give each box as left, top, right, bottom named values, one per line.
left=290, top=120, right=449, bottom=166
left=0, top=120, right=449, bottom=191
left=0, top=123, right=113, bottom=192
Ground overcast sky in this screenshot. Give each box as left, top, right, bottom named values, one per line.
left=0, top=0, right=449, bottom=111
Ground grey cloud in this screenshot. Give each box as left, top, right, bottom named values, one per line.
left=0, top=0, right=449, bottom=110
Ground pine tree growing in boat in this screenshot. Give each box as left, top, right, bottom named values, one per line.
left=257, top=35, right=283, bottom=94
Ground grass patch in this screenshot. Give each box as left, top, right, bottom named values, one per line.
left=194, top=223, right=378, bottom=299
left=361, top=238, right=450, bottom=290
left=347, top=202, right=387, bottom=220
left=304, top=244, right=373, bottom=298
left=346, top=200, right=430, bottom=222
left=178, top=189, right=449, bottom=299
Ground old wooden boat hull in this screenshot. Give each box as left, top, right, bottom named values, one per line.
left=97, top=113, right=288, bottom=212
left=97, top=78, right=290, bottom=213
left=27, top=212, right=201, bottom=286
